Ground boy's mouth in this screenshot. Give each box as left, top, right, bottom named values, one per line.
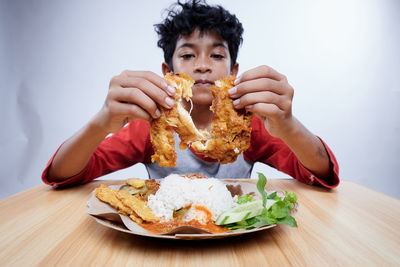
left=194, top=79, right=214, bottom=87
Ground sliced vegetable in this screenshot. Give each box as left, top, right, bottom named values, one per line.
left=217, top=172, right=298, bottom=229
left=215, top=199, right=276, bottom=225
left=120, top=184, right=148, bottom=195
left=215, top=200, right=263, bottom=225
left=126, top=178, right=145, bottom=188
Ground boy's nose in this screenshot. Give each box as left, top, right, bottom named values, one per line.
left=194, top=57, right=212, bottom=73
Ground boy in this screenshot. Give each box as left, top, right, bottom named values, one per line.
left=42, top=0, right=339, bottom=188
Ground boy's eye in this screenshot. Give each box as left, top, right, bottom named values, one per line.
left=211, top=54, right=225, bottom=59
left=181, top=54, right=194, bottom=59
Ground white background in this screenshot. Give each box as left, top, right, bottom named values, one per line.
left=1, top=0, right=399, bottom=199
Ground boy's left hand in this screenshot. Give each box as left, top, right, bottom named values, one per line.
left=228, top=65, right=295, bottom=138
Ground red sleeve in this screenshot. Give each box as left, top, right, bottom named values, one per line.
left=244, top=117, right=340, bottom=188
left=41, top=120, right=153, bottom=188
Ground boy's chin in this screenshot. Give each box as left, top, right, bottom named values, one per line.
left=192, top=92, right=214, bottom=104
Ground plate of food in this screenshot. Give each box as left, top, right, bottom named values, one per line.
left=86, top=173, right=298, bottom=240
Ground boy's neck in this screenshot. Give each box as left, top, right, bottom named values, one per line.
left=183, top=101, right=213, bottom=130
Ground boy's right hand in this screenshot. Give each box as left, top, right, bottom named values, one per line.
left=91, top=70, right=176, bottom=134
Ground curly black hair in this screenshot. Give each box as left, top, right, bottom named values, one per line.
left=154, top=0, right=243, bottom=71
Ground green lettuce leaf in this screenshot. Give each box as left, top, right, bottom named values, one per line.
left=237, top=194, right=255, bottom=204
left=256, top=172, right=268, bottom=208
left=220, top=173, right=298, bottom=230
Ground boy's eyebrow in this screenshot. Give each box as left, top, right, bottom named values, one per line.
left=177, top=42, right=228, bottom=50
left=177, top=43, right=195, bottom=49
left=212, top=42, right=228, bottom=49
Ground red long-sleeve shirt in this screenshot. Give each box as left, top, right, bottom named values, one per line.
left=42, top=116, right=339, bottom=188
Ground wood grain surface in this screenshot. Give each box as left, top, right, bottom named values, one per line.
left=0, top=179, right=399, bottom=266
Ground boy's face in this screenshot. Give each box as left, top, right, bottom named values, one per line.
left=162, top=29, right=238, bottom=105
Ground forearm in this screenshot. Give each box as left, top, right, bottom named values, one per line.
left=47, top=120, right=109, bottom=182
left=279, top=117, right=332, bottom=179
left=230, top=65, right=333, bottom=180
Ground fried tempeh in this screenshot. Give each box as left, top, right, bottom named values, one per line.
left=129, top=214, right=143, bottom=224
left=116, top=190, right=160, bottom=223
left=95, top=185, right=133, bottom=216
left=96, top=184, right=159, bottom=223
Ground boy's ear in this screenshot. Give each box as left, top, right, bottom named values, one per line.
left=162, top=62, right=172, bottom=75
left=231, top=62, right=239, bottom=77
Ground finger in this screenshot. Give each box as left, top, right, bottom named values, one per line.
left=246, top=103, right=282, bottom=118
left=111, top=78, right=175, bottom=110
left=232, top=91, right=286, bottom=111
left=108, top=101, right=152, bottom=121
left=234, top=65, right=286, bottom=85
left=229, top=78, right=285, bottom=98
left=110, top=87, right=162, bottom=119
left=120, top=70, right=176, bottom=96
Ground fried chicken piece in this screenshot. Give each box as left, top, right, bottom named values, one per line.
left=150, top=73, right=253, bottom=167
left=191, top=76, right=253, bottom=163
left=185, top=173, right=208, bottom=179
left=149, top=111, right=176, bottom=168
left=150, top=73, right=206, bottom=167
left=163, top=73, right=207, bottom=147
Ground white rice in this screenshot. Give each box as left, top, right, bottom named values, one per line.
left=147, top=174, right=234, bottom=222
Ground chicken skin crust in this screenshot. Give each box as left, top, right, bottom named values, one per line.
left=150, top=73, right=205, bottom=167
left=150, top=73, right=253, bottom=167
left=190, top=76, right=253, bottom=163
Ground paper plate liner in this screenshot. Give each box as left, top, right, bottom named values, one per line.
left=87, top=179, right=284, bottom=240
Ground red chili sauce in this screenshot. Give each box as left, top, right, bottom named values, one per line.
left=140, top=205, right=229, bottom=234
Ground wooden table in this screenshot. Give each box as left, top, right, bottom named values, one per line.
left=0, top=179, right=399, bottom=266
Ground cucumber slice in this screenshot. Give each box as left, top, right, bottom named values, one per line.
left=215, top=199, right=276, bottom=225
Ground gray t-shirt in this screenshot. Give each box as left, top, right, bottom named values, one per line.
left=146, top=133, right=253, bottom=179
